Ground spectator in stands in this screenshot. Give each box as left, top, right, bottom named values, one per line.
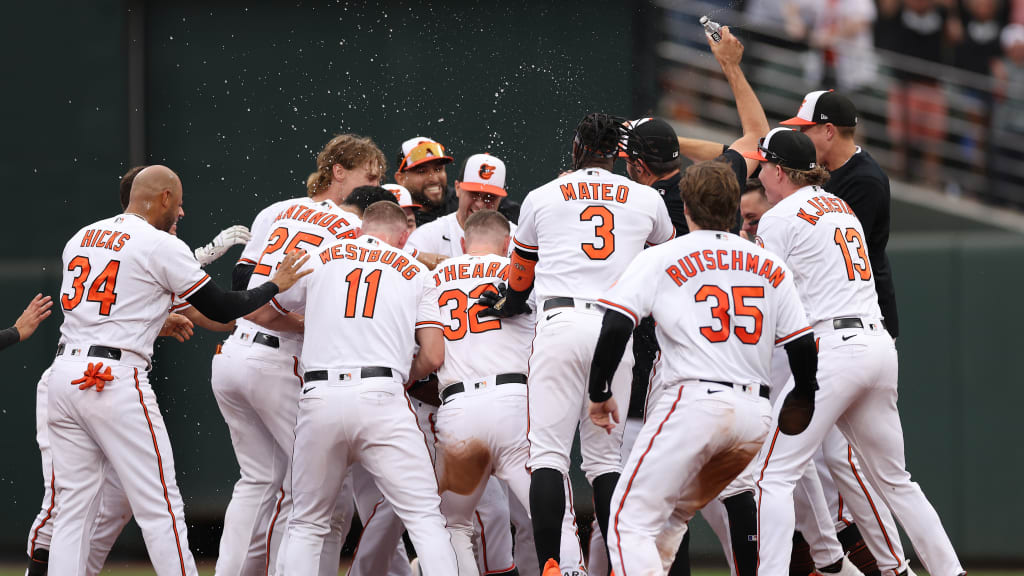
left=879, top=0, right=956, bottom=185
left=781, top=0, right=878, bottom=92
left=991, top=23, right=1024, bottom=201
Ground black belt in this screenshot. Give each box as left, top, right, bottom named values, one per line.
left=833, top=317, right=864, bottom=330
left=700, top=379, right=770, bottom=399
left=303, top=367, right=393, bottom=382
left=440, top=373, right=528, bottom=403
left=542, top=297, right=598, bottom=312
left=233, top=327, right=280, bottom=349
left=56, top=343, right=122, bottom=361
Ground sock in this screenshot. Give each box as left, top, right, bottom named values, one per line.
left=530, top=468, right=565, bottom=570
left=667, top=530, right=691, bottom=576
left=838, top=524, right=880, bottom=576
left=591, top=472, right=620, bottom=543
left=790, top=531, right=816, bottom=576
left=724, top=491, right=758, bottom=576
left=27, top=548, right=48, bottom=576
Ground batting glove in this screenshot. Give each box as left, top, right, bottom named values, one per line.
left=194, top=225, right=251, bottom=267
left=478, top=283, right=531, bottom=318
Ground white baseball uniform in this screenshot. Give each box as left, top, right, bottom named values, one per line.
left=47, top=213, right=215, bottom=575
left=274, top=234, right=457, bottom=575
left=407, top=212, right=518, bottom=258
left=27, top=366, right=134, bottom=575
left=425, top=253, right=586, bottom=576
left=754, top=185, right=963, bottom=576
left=513, top=167, right=674, bottom=480
left=598, top=229, right=810, bottom=575
left=211, top=196, right=360, bottom=575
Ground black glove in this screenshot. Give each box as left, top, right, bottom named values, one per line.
left=778, top=386, right=816, bottom=435
left=478, top=283, right=531, bottom=318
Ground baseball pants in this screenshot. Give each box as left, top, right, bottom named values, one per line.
left=348, top=400, right=515, bottom=576
left=281, top=371, right=456, bottom=575
left=28, top=367, right=134, bottom=575
left=435, top=382, right=586, bottom=576
left=756, top=323, right=963, bottom=576
left=47, top=356, right=197, bottom=576
left=608, top=381, right=771, bottom=576
left=774, top=346, right=911, bottom=575
left=527, top=304, right=635, bottom=481
left=349, top=463, right=412, bottom=576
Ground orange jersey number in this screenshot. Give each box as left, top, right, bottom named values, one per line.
left=253, top=227, right=325, bottom=276
left=695, top=285, right=764, bottom=345
left=61, top=257, right=121, bottom=316
left=343, top=268, right=382, bottom=319
left=580, top=205, right=615, bottom=260
left=833, top=227, right=871, bottom=281
left=438, top=284, right=502, bottom=341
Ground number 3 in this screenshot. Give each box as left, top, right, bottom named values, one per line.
left=580, top=205, right=615, bottom=260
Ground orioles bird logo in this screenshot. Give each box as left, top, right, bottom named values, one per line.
left=479, top=164, right=496, bottom=180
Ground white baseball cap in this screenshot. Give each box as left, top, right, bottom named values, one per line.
left=457, top=153, right=507, bottom=197
left=397, top=136, right=453, bottom=172
left=382, top=183, right=421, bottom=209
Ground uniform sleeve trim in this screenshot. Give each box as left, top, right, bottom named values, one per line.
left=512, top=238, right=538, bottom=252
left=269, top=297, right=289, bottom=315
left=775, top=326, right=812, bottom=345
left=415, top=321, right=443, bottom=328
left=237, top=258, right=257, bottom=266
left=597, top=299, right=639, bottom=327
left=178, top=274, right=211, bottom=299
left=169, top=301, right=192, bottom=312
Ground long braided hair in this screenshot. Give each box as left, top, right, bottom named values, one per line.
left=571, top=112, right=631, bottom=171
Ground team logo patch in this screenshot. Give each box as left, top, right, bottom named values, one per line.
left=478, top=164, right=496, bottom=180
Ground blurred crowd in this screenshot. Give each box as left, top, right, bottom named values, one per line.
left=679, top=0, right=1024, bottom=203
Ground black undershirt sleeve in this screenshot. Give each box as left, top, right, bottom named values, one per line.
left=784, top=333, right=819, bottom=394
left=185, top=281, right=279, bottom=324
left=0, top=326, right=19, bottom=352
left=589, top=309, right=636, bottom=402
left=232, top=263, right=256, bottom=291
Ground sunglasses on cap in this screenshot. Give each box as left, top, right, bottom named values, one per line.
left=400, top=141, right=450, bottom=171
left=756, top=137, right=788, bottom=166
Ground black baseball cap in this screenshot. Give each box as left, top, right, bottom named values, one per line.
left=619, top=117, right=680, bottom=163
left=742, top=127, right=818, bottom=170
left=780, top=90, right=858, bottom=127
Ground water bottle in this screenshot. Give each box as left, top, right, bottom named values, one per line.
left=700, top=15, right=723, bottom=43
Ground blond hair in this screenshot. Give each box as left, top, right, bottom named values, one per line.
left=307, top=134, right=386, bottom=197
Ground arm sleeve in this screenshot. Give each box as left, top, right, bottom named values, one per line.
left=415, top=276, right=444, bottom=330
left=0, top=326, right=19, bottom=352
left=596, top=249, right=660, bottom=328
left=646, top=197, right=676, bottom=246
left=783, top=333, right=819, bottom=394
left=754, top=213, right=792, bottom=264
left=232, top=263, right=255, bottom=291
left=404, top=223, right=434, bottom=255
left=588, top=309, right=636, bottom=402
left=716, top=149, right=750, bottom=192
left=773, top=266, right=813, bottom=346
left=185, top=281, right=280, bottom=324
left=150, top=235, right=213, bottom=300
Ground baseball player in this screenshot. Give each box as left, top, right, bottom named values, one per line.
left=740, top=179, right=771, bottom=241
left=480, top=113, right=675, bottom=575
left=425, top=210, right=585, bottom=576
left=586, top=159, right=816, bottom=576
left=273, top=201, right=457, bottom=575
left=23, top=165, right=244, bottom=576
left=393, top=136, right=457, bottom=226
left=46, top=165, right=309, bottom=575
left=212, top=135, right=386, bottom=575
left=384, top=183, right=422, bottom=231
left=359, top=155, right=538, bottom=576
left=746, top=128, right=965, bottom=576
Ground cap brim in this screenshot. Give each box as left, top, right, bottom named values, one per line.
left=779, top=116, right=816, bottom=126
left=741, top=149, right=769, bottom=162
left=402, top=203, right=422, bottom=209
left=459, top=182, right=507, bottom=196
left=401, top=155, right=454, bottom=171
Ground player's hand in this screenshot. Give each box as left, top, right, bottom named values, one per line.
left=159, top=313, right=195, bottom=343
left=271, top=250, right=312, bottom=292
left=14, top=294, right=53, bottom=341
left=194, top=224, right=252, bottom=267
left=478, top=283, right=531, bottom=318
left=708, top=26, right=744, bottom=68
left=589, top=397, right=620, bottom=434
left=778, top=388, right=815, bottom=435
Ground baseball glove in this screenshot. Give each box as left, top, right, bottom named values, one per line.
left=778, top=388, right=815, bottom=435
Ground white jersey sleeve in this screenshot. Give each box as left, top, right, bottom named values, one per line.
left=754, top=211, right=792, bottom=263
left=596, top=251, right=657, bottom=327
left=772, top=268, right=813, bottom=346
left=416, top=281, right=443, bottom=331
left=406, top=221, right=441, bottom=256
left=153, top=235, right=213, bottom=299
left=238, top=200, right=288, bottom=266
left=647, top=200, right=676, bottom=246
left=511, top=194, right=539, bottom=256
